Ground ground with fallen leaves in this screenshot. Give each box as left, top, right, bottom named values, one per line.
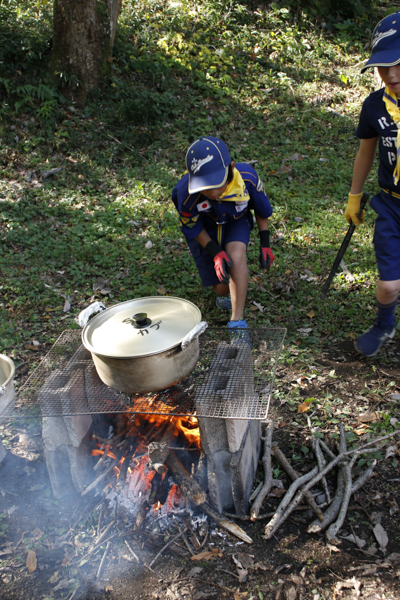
left=1, top=337, right=400, bottom=600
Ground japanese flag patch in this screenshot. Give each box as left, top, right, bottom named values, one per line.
left=197, top=200, right=211, bottom=212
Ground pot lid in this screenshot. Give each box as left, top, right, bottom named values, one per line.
left=81, top=297, right=201, bottom=358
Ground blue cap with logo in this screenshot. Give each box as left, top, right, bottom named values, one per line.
left=362, top=12, right=400, bottom=73
left=185, top=136, right=231, bottom=194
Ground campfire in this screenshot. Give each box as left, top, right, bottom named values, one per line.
left=86, top=412, right=203, bottom=531
left=8, top=326, right=285, bottom=551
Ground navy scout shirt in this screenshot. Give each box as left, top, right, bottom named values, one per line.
left=356, top=88, right=400, bottom=194
left=172, top=163, right=273, bottom=242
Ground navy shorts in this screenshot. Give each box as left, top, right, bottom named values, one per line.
left=371, top=190, right=400, bottom=281
left=187, top=215, right=253, bottom=287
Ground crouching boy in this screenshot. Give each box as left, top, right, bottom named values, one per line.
left=172, top=136, right=274, bottom=334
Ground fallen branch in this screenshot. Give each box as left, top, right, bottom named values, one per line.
left=319, top=439, right=336, bottom=461
left=325, top=457, right=354, bottom=543
left=264, top=453, right=343, bottom=539
left=307, top=418, right=331, bottom=506
left=308, top=466, right=345, bottom=534
left=314, top=438, right=331, bottom=505
left=250, top=421, right=274, bottom=521
left=273, top=447, right=324, bottom=520
left=307, top=459, right=377, bottom=534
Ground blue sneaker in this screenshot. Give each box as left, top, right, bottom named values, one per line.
left=355, top=320, right=396, bottom=357
left=216, top=295, right=232, bottom=311
left=227, top=319, right=252, bottom=346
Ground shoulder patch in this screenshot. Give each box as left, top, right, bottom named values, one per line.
left=256, top=177, right=265, bottom=193
left=179, top=214, right=199, bottom=228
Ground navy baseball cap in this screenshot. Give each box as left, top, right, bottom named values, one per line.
left=361, top=12, right=400, bottom=73
left=185, top=136, right=231, bottom=194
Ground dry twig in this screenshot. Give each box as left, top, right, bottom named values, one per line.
left=96, top=541, right=111, bottom=579
left=148, top=529, right=187, bottom=568
left=124, top=539, right=140, bottom=563
left=273, top=447, right=324, bottom=520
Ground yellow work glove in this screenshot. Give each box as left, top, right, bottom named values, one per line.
left=344, top=192, right=365, bottom=226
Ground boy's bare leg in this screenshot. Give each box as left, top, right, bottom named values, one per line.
left=213, top=282, right=230, bottom=296
left=376, top=279, right=400, bottom=304
left=225, top=240, right=248, bottom=321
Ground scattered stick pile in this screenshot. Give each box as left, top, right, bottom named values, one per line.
left=246, top=420, right=400, bottom=544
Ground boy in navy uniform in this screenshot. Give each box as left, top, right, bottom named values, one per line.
left=172, top=136, right=274, bottom=333
left=345, top=13, right=400, bottom=356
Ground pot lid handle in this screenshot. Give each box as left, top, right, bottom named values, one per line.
left=181, top=321, right=208, bottom=349
left=78, top=302, right=107, bottom=328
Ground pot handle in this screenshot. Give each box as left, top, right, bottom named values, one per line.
left=78, top=302, right=107, bottom=328
left=181, top=321, right=208, bottom=350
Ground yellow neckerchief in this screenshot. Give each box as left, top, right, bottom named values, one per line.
left=383, top=86, right=400, bottom=185
left=219, top=168, right=250, bottom=202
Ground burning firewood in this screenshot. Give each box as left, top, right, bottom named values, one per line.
left=148, top=420, right=176, bottom=474
left=165, top=451, right=253, bottom=544
left=165, top=451, right=207, bottom=506
left=134, top=472, right=163, bottom=530
left=116, top=447, right=134, bottom=490
left=82, top=440, right=129, bottom=496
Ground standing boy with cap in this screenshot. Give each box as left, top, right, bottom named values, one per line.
left=345, top=12, right=400, bottom=356
left=172, top=136, right=274, bottom=334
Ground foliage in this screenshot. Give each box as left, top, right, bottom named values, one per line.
left=269, top=0, right=380, bottom=29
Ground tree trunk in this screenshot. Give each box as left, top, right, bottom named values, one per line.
left=52, top=0, right=122, bottom=103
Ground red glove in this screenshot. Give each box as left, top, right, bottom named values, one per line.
left=259, top=230, right=275, bottom=269
left=205, top=240, right=234, bottom=284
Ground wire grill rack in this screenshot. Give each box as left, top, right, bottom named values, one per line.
left=11, top=327, right=286, bottom=421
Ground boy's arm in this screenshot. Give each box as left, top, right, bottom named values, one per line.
left=255, top=215, right=275, bottom=269
left=345, top=137, right=378, bottom=225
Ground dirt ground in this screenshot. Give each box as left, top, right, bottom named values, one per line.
left=1, top=337, right=400, bottom=600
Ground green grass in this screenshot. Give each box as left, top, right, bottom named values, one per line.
left=0, top=0, right=391, bottom=366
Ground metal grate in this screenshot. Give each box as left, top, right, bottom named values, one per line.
left=11, top=327, right=286, bottom=421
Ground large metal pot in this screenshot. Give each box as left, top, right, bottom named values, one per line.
left=0, top=354, right=15, bottom=426
left=81, top=297, right=206, bottom=394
